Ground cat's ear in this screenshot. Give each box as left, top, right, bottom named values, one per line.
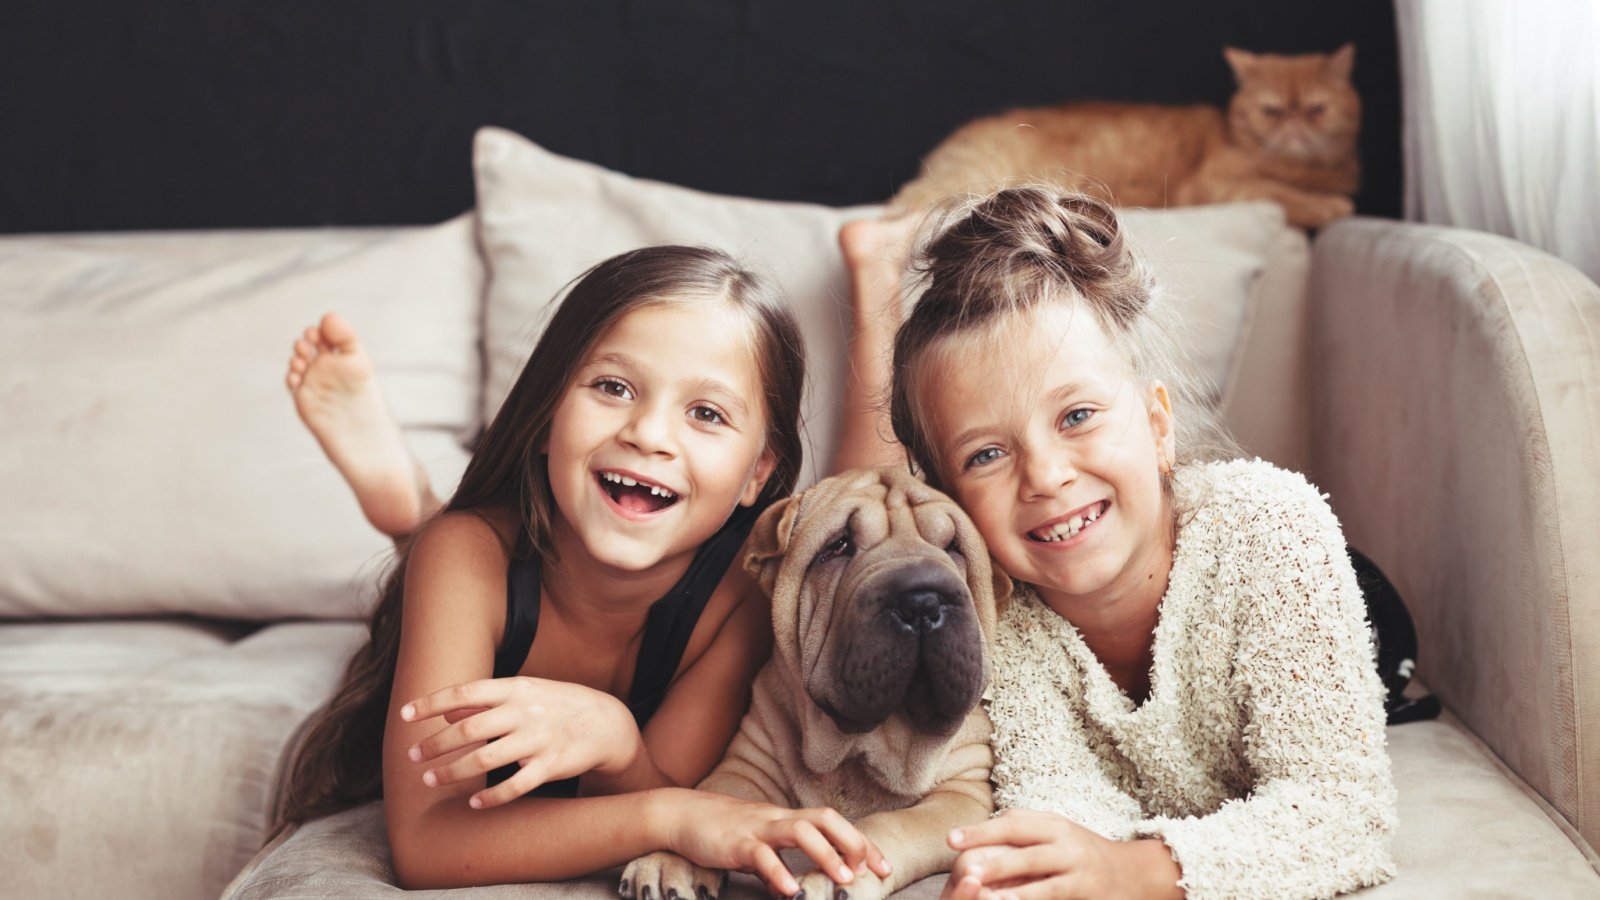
left=1327, top=43, right=1356, bottom=82
left=1223, top=47, right=1259, bottom=82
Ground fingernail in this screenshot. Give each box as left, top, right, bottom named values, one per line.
left=949, top=829, right=964, bottom=845
left=407, top=746, right=421, bottom=762
left=422, top=770, right=437, bottom=787
left=400, top=704, right=415, bottom=721
left=967, top=866, right=984, bottom=882
left=469, top=795, right=483, bottom=809
left=838, top=865, right=852, bottom=882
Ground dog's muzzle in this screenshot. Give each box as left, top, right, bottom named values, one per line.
left=818, top=563, right=986, bottom=737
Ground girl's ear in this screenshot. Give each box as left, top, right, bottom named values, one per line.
left=738, top=448, right=778, bottom=507
left=1148, top=382, right=1176, bottom=473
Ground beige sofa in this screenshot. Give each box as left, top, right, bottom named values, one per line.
left=3, top=129, right=1597, bottom=899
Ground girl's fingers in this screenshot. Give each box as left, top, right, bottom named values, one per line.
left=939, top=872, right=985, bottom=900
left=467, top=760, right=548, bottom=809
left=425, top=733, right=530, bottom=787
left=963, top=845, right=1078, bottom=886
left=950, top=811, right=1059, bottom=850
left=806, top=808, right=878, bottom=876
left=402, top=679, right=519, bottom=722
left=442, top=706, right=490, bottom=724
left=996, top=874, right=1084, bottom=900
left=949, top=846, right=1011, bottom=882
left=785, top=820, right=852, bottom=885
left=748, top=843, right=798, bottom=897
left=412, top=704, right=527, bottom=763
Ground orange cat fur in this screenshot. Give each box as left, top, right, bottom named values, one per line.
left=891, top=45, right=1361, bottom=228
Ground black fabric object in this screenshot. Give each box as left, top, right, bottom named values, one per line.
left=485, top=500, right=766, bottom=797
left=1349, top=546, right=1441, bottom=725
left=0, top=0, right=1400, bottom=232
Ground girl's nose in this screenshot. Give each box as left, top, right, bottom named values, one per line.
left=1019, top=448, right=1076, bottom=500
left=617, top=404, right=676, bottom=457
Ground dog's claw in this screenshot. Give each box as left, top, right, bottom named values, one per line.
left=835, top=889, right=850, bottom=900
left=695, top=887, right=714, bottom=900
left=619, top=879, right=635, bottom=900
left=667, top=891, right=679, bottom=900
left=642, top=887, right=656, bottom=900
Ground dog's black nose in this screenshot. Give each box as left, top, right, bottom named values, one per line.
left=892, top=589, right=947, bottom=632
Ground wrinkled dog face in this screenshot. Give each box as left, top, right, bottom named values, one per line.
left=748, top=468, right=1000, bottom=737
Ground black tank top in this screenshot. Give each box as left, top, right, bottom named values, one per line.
left=485, top=500, right=765, bottom=797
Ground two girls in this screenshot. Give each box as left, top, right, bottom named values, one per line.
left=287, top=186, right=1395, bottom=899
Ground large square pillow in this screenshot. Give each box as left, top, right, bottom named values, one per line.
left=0, top=218, right=483, bottom=620
left=473, top=127, right=1306, bottom=485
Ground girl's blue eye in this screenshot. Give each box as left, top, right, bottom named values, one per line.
left=965, top=447, right=1003, bottom=470
left=690, top=405, right=726, bottom=426
left=1062, top=408, right=1093, bottom=429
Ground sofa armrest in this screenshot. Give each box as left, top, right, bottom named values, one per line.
left=1307, top=217, right=1600, bottom=851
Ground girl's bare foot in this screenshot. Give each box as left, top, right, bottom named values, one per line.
left=286, top=313, right=429, bottom=538
left=838, top=214, right=919, bottom=328
left=832, top=215, right=920, bottom=472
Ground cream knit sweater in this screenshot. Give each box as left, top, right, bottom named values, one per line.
left=986, top=459, right=1396, bottom=900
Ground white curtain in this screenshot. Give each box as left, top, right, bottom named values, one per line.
left=1397, top=0, right=1600, bottom=283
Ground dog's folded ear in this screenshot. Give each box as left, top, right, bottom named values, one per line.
left=743, top=494, right=802, bottom=598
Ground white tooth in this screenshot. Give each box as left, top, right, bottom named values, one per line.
left=620, top=476, right=637, bottom=487
left=1087, top=505, right=1100, bottom=522
left=651, top=486, right=663, bottom=496
left=1068, top=516, right=1084, bottom=535
left=603, top=472, right=619, bottom=483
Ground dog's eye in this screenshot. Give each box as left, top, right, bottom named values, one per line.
left=945, top=537, right=963, bottom=559
left=814, top=534, right=855, bottom=565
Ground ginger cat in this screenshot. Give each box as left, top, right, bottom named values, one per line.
left=891, top=45, right=1360, bottom=228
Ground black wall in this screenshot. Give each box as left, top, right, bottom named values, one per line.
left=0, top=1, right=1401, bottom=232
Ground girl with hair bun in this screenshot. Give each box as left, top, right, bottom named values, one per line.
left=853, top=186, right=1396, bottom=899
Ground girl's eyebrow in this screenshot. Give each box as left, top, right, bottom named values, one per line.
left=583, top=351, right=749, bottom=416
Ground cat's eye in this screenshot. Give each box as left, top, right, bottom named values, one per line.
left=1305, top=103, right=1328, bottom=118
left=1261, top=105, right=1286, bottom=119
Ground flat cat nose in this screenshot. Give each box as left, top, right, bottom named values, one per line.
left=892, top=589, right=947, bottom=632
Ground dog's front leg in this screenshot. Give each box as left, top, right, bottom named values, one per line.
left=794, top=786, right=992, bottom=900
left=620, top=728, right=795, bottom=900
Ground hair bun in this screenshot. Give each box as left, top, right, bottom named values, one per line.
left=914, top=185, right=1148, bottom=320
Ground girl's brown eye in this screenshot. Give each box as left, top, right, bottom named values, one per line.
left=1262, top=105, right=1286, bottom=119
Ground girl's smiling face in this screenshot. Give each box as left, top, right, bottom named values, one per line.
left=543, top=300, right=775, bottom=576
left=921, top=303, right=1176, bottom=614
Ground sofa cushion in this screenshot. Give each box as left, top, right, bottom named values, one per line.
left=218, top=716, right=1600, bottom=898
left=472, top=127, right=1306, bottom=485
left=0, top=219, right=482, bottom=619
left=0, top=618, right=368, bottom=900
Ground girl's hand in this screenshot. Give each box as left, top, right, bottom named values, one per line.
left=938, top=810, right=1180, bottom=900
left=400, top=676, right=639, bottom=808
left=659, top=790, right=892, bottom=897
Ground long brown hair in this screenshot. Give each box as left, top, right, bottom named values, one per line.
left=276, top=245, right=806, bottom=828
left=889, top=186, right=1238, bottom=489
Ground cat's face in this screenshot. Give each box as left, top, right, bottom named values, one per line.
left=1225, top=45, right=1360, bottom=164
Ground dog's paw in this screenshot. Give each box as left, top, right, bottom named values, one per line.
left=793, top=868, right=885, bottom=900
left=620, top=851, right=727, bottom=900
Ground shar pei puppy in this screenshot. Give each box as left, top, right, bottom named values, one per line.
left=621, top=466, right=1010, bottom=900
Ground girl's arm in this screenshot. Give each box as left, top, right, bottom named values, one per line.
left=384, top=514, right=878, bottom=890
left=1130, top=469, right=1397, bottom=899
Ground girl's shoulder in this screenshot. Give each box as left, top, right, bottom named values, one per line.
left=1174, top=458, right=1337, bottom=532
left=409, top=506, right=518, bottom=566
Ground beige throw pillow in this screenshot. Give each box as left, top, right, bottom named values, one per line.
left=473, top=127, right=1304, bottom=485
left=0, top=218, right=483, bottom=620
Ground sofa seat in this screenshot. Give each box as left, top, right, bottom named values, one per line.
left=0, top=618, right=367, bottom=900
left=221, top=710, right=1600, bottom=899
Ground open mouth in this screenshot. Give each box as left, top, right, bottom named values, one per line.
left=596, top=470, right=680, bottom=515
left=1028, top=500, right=1109, bottom=543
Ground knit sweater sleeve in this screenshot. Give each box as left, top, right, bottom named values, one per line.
left=1135, top=466, right=1397, bottom=900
